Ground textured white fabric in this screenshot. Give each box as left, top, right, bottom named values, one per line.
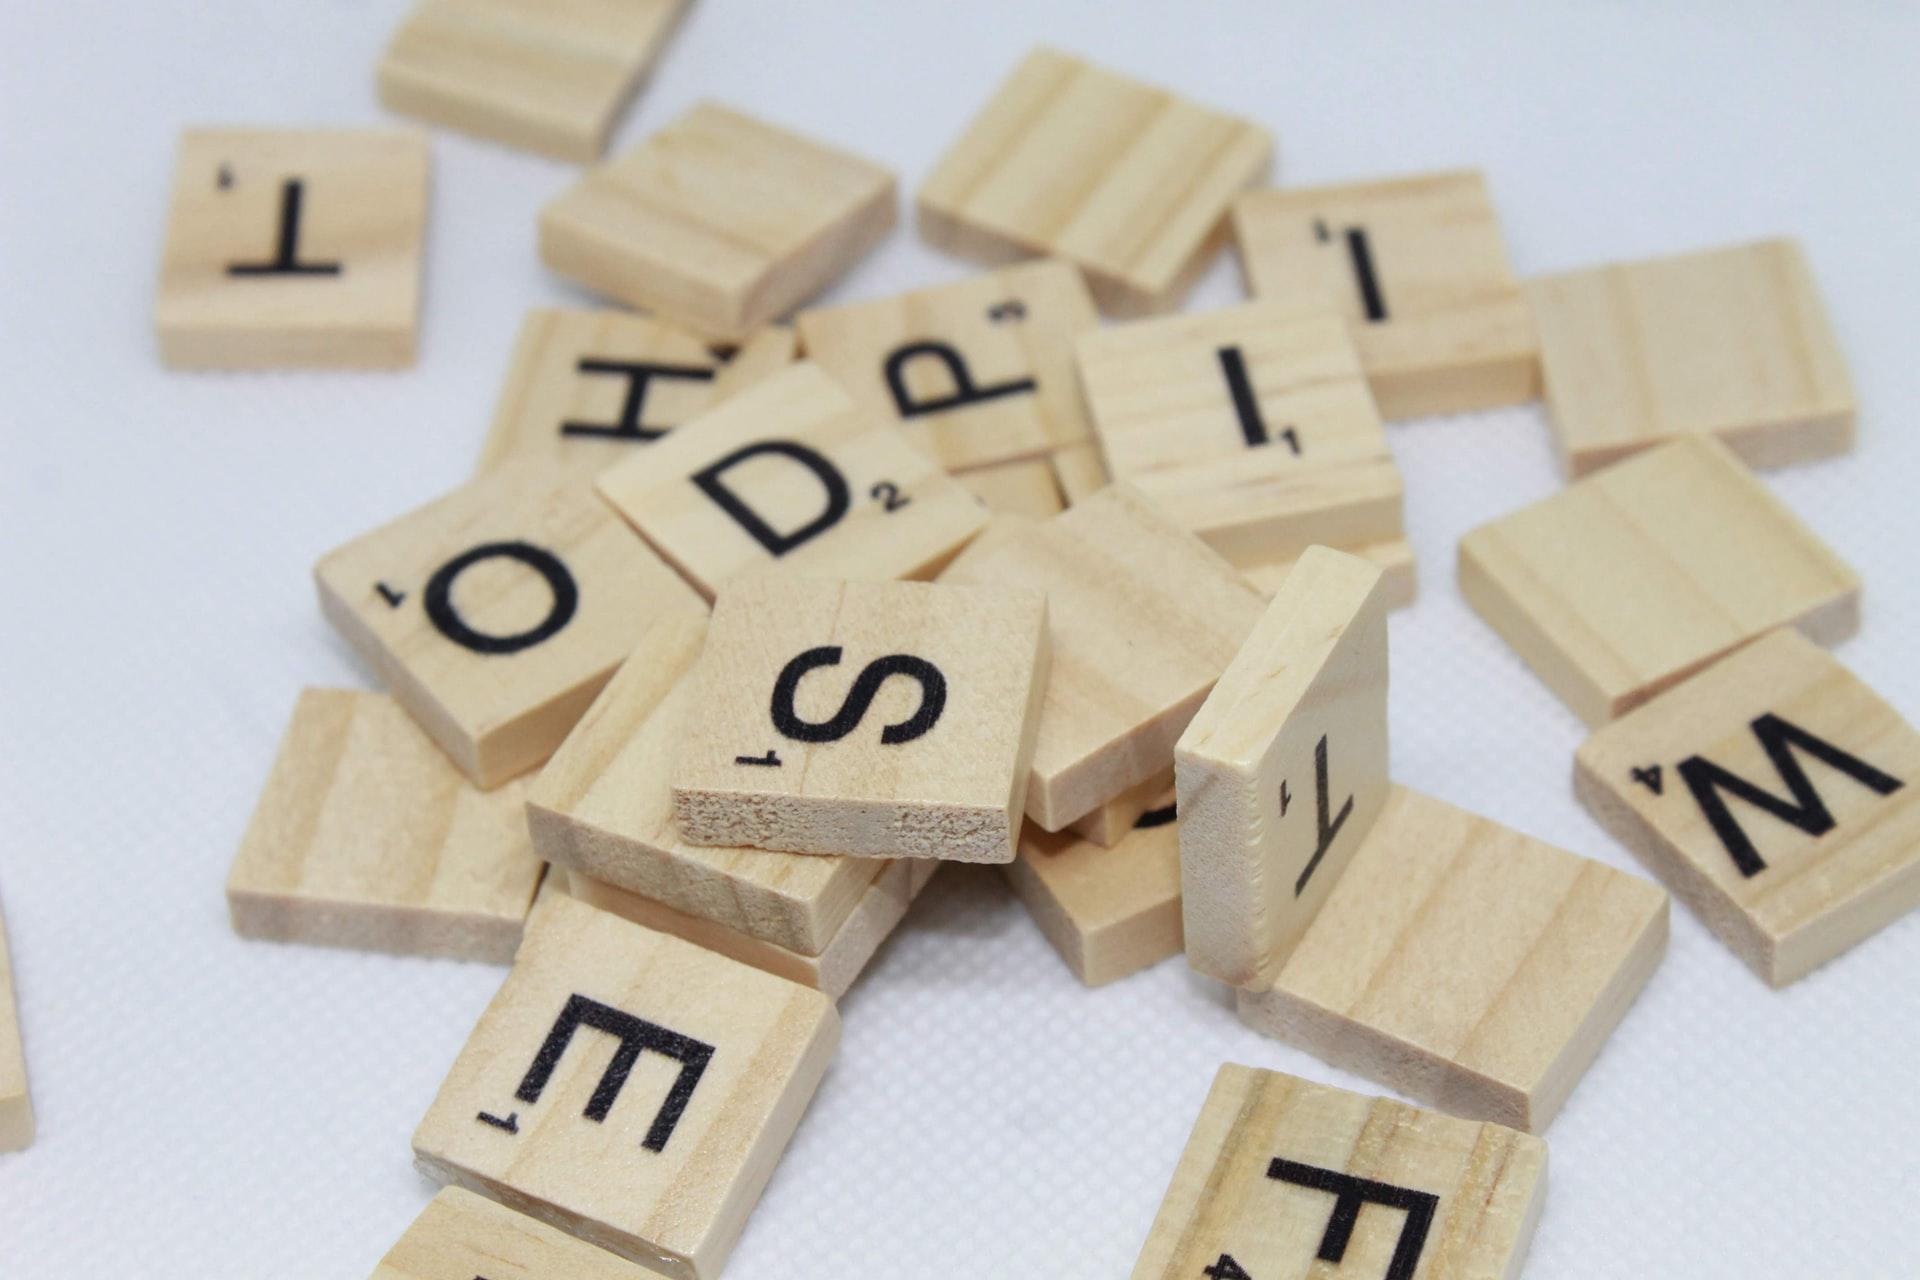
left=2, top=3, right=1917, bottom=1276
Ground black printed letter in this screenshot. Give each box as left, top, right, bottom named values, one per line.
left=769, top=646, right=947, bottom=746
left=1294, top=735, right=1355, bottom=896
left=562, top=359, right=713, bottom=442
left=884, top=341, right=1036, bottom=418
left=1268, top=1158, right=1438, bottom=1280
left=423, top=541, right=577, bottom=656
left=1675, top=712, right=1903, bottom=878
left=226, top=179, right=341, bottom=277
left=691, top=440, right=851, bottom=556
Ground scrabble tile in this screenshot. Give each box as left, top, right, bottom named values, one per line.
left=316, top=458, right=704, bottom=788
left=0, top=897, right=30, bottom=1153
left=595, top=362, right=988, bottom=598
left=1238, top=786, right=1668, bottom=1132
left=226, top=689, right=544, bottom=962
left=570, top=856, right=939, bottom=1000
left=540, top=103, right=896, bottom=341
left=412, top=891, right=837, bottom=1279
left=1067, top=767, right=1174, bottom=847
left=1077, top=303, right=1389, bottom=479
left=378, top=0, right=688, bottom=163
left=475, top=308, right=796, bottom=478
left=1007, top=788, right=1182, bottom=986
left=1050, top=441, right=1110, bottom=505
left=957, top=458, right=1064, bottom=518
left=672, top=578, right=1049, bottom=862
left=1233, top=170, right=1538, bottom=418
left=1178, top=547, right=1390, bottom=989
left=1243, top=537, right=1417, bottom=612
left=918, top=48, right=1272, bottom=316
left=370, top=1185, right=666, bottom=1280
left=1130, top=1064, right=1546, bottom=1280
left=528, top=610, right=885, bottom=955
left=796, top=259, right=1099, bottom=472
left=1529, top=238, right=1854, bottom=476
left=943, top=485, right=1265, bottom=830
left=1459, top=436, right=1861, bottom=728
left=1130, top=455, right=1404, bottom=572
left=156, top=127, right=429, bottom=369
left=1576, top=628, right=1920, bottom=987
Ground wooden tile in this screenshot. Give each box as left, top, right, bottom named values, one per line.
left=595, top=362, right=987, bottom=599
left=1576, top=628, right=1920, bottom=986
left=1459, top=436, right=1861, bottom=727
left=1529, top=238, right=1854, bottom=476
left=570, top=856, right=939, bottom=1001
left=412, top=891, right=838, bottom=1279
left=378, top=0, right=688, bottom=163
left=0, top=896, right=30, bottom=1153
left=1130, top=1064, right=1546, bottom=1280
left=1130, top=455, right=1404, bottom=572
left=957, top=458, right=1064, bottom=518
left=918, top=48, right=1272, bottom=316
left=672, top=578, right=1049, bottom=862
left=1243, top=537, right=1417, bottom=613
left=370, top=1185, right=667, bottom=1279
left=475, top=308, right=796, bottom=478
left=796, top=259, right=1099, bottom=472
left=528, top=610, right=885, bottom=956
left=540, top=103, right=895, bottom=341
left=1177, top=548, right=1390, bottom=989
left=1238, top=786, right=1668, bottom=1132
left=942, top=485, right=1265, bottom=830
left=315, top=458, right=704, bottom=787
left=1050, top=441, right=1110, bottom=505
left=1067, top=767, right=1174, bottom=846
left=1078, top=303, right=1388, bottom=479
left=156, top=128, right=429, bottom=369
left=226, top=689, right=544, bottom=962
left=1233, top=170, right=1538, bottom=418
left=1007, top=788, right=1182, bottom=986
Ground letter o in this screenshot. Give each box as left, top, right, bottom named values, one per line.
left=423, top=541, right=578, bottom=655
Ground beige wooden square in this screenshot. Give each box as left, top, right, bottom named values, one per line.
left=227, top=689, right=544, bottom=962
left=1243, top=537, right=1417, bottom=613
left=1130, top=455, right=1404, bottom=572
left=528, top=610, right=887, bottom=955
left=1067, top=766, right=1173, bottom=847
left=918, top=48, right=1272, bottom=316
left=1050, top=441, right=1110, bottom=505
left=371, top=1185, right=666, bottom=1280
left=476, top=308, right=795, bottom=478
left=595, top=362, right=987, bottom=598
left=1529, top=238, right=1854, bottom=477
left=412, top=891, right=838, bottom=1279
left=942, top=485, right=1265, bottom=831
left=316, top=458, right=704, bottom=788
left=957, top=458, right=1064, bottom=518
left=156, top=128, right=429, bottom=369
left=1007, top=787, right=1182, bottom=987
left=1130, top=1064, right=1546, bottom=1280
left=1078, top=303, right=1388, bottom=478
left=1459, top=436, right=1860, bottom=727
left=0, top=897, right=30, bottom=1153
left=672, top=578, right=1049, bottom=862
left=1178, top=547, right=1390, bottom=989
left=1577, top=628, right=1920, bottom=987
left=1233, top=170, right=1538, bottom=418
left=540, top=103, right=895, bottom=341
left=1239, top=786, right=1668, bottom=1132
left=797, top=259, right=1099, bottom=472
left=569, top=855, right=939, bottom=1001
left=378, top=0, right=688, bottom=163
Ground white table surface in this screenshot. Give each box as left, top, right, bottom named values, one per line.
left=2, top=2, right=1916, bottom=1275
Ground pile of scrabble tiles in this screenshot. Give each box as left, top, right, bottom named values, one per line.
left=19, top=5, right=1890, bottom=1276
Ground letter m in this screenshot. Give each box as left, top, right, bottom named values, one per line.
left=1676, top=712, right=1903, bottom=879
